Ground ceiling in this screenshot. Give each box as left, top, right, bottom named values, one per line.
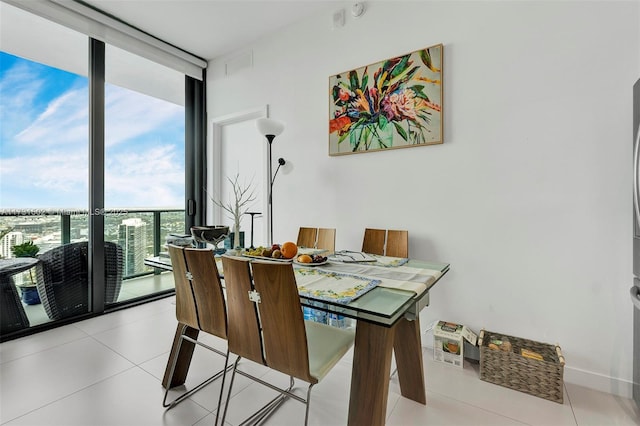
left=82, top=0, right=341, bottom=61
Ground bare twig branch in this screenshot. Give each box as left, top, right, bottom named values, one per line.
left=206, top=173, right=257, bottom=226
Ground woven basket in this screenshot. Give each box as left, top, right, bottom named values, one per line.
left=479, top=330, right=565, bottom=403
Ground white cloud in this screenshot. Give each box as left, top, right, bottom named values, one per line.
left=16, top=87, right=87, bottom=145
left=1, top=59, right=185, bottom=208
left=0, top=61, right=45, bottom=137
left=0, top=143, right=183, bottom=208
left=0, top=61, right=42, bottom=110
left=105, top=85, right=183, bottom=147
left=14, top=84, right=183, bottom=148
left=105, top=144, right=184, bottom=207
left=7, top=150, right=88, bottom=192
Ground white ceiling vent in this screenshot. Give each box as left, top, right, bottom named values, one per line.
left=225, top=50, right=253, bottom=76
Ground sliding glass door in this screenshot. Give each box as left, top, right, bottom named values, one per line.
left=104, top=44, right=185, bottom=303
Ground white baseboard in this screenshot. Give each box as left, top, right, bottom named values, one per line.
left=420, top=329, right=634, bottom=399
left=563, top=366, right=634, bottom=399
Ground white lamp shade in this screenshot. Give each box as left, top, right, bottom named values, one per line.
left=256, top=118, right=285, bottom=137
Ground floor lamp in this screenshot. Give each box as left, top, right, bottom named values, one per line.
left=256, top=118, right=285, bottom=246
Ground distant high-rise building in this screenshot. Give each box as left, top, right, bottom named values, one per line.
left=117, top=218, right=147, bottom=276
left=0, top=231, right=24, bottom=259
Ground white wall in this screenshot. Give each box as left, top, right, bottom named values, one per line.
left=207, top=1, right=640, bottom=396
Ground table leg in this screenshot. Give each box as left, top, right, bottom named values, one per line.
left=162, top=323, right=199, bottom=388
left=348, top=320, right=395, bottom=426
left=393, top=317, right=426, bottom=404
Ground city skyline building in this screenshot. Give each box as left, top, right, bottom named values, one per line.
left=0, top=231, right=24, bottom=259
left=117, top=218, right=147, bottom=276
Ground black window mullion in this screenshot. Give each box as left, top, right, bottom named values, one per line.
left=89, top=38, right=106, bottom=313
left=185, top=74, right=206, bottom=231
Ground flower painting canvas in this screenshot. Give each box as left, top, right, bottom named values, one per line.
left=329, top=43, right=443, bottom=155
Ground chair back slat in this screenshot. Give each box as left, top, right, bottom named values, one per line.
left=167, top=245, right=199, bottom=330
left=251, top=261, right=315, bottom=383
left=362, top=228, right=386, bottom=255
left=386, top=230, right=409, bottom=258
left=296, top=227, right=318, bottom=248
left=184, top=248, right=227, bottom=339
left=221, top=256, right=265, bottom=365
left=316, top=228, right=336, bottom=252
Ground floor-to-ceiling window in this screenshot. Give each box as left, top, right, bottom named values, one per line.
left=0, top=1, right=205, bottom=340
left=104, top=44, right=186, bottom=303
left=0, top=4, right=90, bottom=333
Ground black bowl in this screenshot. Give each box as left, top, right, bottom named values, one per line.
left=190, top=226, right=230, bottom=245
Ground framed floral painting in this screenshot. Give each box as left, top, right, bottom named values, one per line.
left=329, top=43, right=443, bottom=156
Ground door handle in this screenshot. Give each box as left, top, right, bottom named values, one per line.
left=633, top=124, right=640, bottom=229
left=631, top=286, right=640, bottom=310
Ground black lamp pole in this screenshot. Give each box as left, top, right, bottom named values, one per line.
left=266, top=135, right=275, bottom=246
left=258, top=118, right=285, bottom=247
left=267, top=139, right=286, bottom=246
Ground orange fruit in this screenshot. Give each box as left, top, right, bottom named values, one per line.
left=297, top=254, right=312, bottom=263
left=281, top=241, right=298, bottom=259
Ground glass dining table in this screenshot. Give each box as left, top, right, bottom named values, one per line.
left=148, top=251, right=449, bottom=425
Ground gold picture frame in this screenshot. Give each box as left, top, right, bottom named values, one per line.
left=329, top=43, right=443, bottom=156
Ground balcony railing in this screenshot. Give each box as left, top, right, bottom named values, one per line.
left=0, top=208, right=185, bottom=281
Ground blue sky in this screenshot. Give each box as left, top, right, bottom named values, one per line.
left=0, top=51, right=185, bottom=209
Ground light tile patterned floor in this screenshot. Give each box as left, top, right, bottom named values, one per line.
left=1, top=296, right=639, bottom=425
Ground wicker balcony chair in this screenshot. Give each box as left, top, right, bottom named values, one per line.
left=35, top=241, right=123, bottom=320
left=0, top=262, right=31, bottom=335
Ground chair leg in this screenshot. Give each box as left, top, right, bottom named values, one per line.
left=214, top=350, right=230, bottom=426
left=163, top=326, right=231, bottom=411
left=304, top=383, right=315, bottom=426
left=220, top=356, right=242, bottom=426
left=223, top=362, right=302, bottom=426
left=243, top=376, right=295, bottom=426
left=163, top=325, right=188, bottom=408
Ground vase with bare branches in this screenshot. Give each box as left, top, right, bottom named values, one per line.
left=208, top=173, right=257, bottom=250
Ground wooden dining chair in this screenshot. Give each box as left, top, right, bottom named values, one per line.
left=163, top=245, right=229, bottom=425
left=386, top=229, right=409, bottom=258
left=221, top=260, right=355, bottom=426
left=220, top=255, right=264, bottom=366
left=297, top=227, right=318, bottom=248
left=315, top=227, right=336, bottom=252
left=221, top=255, right=279, bottom=425
left=362, top=228, right=386, bottom=255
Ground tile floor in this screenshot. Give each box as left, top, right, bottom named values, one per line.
left=1, top=296, right=639, bottom=426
